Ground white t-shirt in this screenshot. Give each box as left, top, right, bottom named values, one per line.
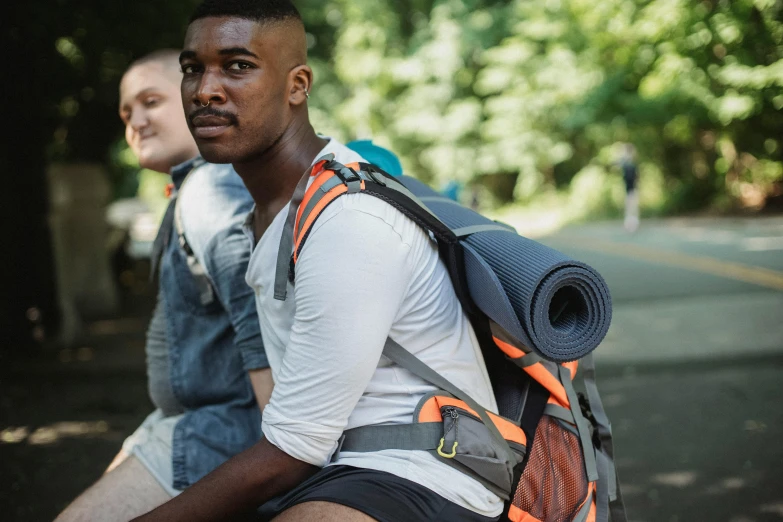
left=244, top=139, right=503, bottom=516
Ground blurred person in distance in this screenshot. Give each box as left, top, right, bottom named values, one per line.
left=620, top=143, right=640, bottom=232
left=56, top=49, right=271, bottom=522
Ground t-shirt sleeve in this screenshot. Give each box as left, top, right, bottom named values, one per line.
left=261, top=203, right=417, bottom=466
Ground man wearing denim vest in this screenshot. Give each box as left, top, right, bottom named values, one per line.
left=56, top=49, right=271, bottom=522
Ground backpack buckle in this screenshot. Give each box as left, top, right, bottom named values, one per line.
left=363, top=166, right=387, bottom=186
left=437, top=438, right=458, bottom=458
left=328, top=163, right=360, bottom=184
left=330, top=164, right=362, bottom=193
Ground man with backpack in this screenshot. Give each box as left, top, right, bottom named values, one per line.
left=134, top=2, right=503, bottom=521
left=136, top=1, right=628, bottom=520
left=57, top=49, right=272, bottom=521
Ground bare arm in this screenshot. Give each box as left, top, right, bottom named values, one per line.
left=132, top=438, right=317, bottom=522
left=247, top=368, right=274, bottom=412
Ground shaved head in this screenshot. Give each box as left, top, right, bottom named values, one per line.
left=189, top=0, right=306, bottom=65
left=189, top=0, right=303, bottom=26
left=268, top=18, right=307, bottom=70
left=126, top=49, right=183, bottom=84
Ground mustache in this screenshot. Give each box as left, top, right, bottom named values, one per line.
left=188, top=106, right=239, bottom=126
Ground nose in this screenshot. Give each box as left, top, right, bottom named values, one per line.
left=193, top=69, right=227, bottom=107
left=128, top=108, right=148, bottom=132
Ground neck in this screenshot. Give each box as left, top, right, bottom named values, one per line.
left=233, top=119, right=328, bottom=212
left=159, top=147, right=200, bottom=176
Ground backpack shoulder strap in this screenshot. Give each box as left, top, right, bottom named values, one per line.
left=581, top=353, right=628, bottom=521
left=273, top=159, right=460, bottom=302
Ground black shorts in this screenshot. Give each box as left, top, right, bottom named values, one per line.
left=623, top=175, right=637, bottom=193
left=257, top=465, right=501, bottom=522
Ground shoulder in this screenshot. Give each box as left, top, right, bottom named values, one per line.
left=178, top=162, right=254, bottom=248
left=304, top=145, right=430, bottom=253
left=185, top=162, right=249, bottom=200
left=308, top=192, right=431, bottom=254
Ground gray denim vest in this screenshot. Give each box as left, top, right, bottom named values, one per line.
left=155, top=158, right=265, bottom=489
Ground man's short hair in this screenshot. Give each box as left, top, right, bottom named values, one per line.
left=128, top=49, right=181, bottom=71
left=190, top=0, right=302, bottom=25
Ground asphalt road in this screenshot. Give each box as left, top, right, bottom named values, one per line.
left=541, top=217, right=783, bottom=366
left=1, top=216, right=782, bottom=521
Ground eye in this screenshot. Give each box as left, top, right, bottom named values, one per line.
left=143, top=97, right=161, bottom=109
left=227, top=61, right=252, bottom=71
left=181, top=64, right=201, bottom=74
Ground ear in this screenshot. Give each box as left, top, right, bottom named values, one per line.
left=289, top=65, right=313, bottom=106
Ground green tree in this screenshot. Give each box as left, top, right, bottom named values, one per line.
left=4, top=0, right=782, bottom=344
left=306, top=0, right=783, bottom=213
left=2, top=1, right=200, bottom=345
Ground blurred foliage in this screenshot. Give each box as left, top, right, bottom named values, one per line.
left=17, top=0, right=783, bottom=215
left=310, top=0, right=783, bottom=216
left=8, top=0, right=202, bottom=201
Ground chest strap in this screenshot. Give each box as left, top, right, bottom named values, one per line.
left=335, top=337, right=520, bottom=499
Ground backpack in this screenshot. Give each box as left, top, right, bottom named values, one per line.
left=273, top=156, right=627, bottom=522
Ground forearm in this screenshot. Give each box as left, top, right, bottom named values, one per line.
left=248, top=367, right=274, bottom=412
left=132, top=438, right=317, bottom=522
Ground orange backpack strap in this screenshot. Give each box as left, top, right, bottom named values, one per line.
left=273, top=154, right=335, bottom=300
left=494, top=322, right=628, bottom=520
left=491, top=321, right=600, bottom=484
left=292, top=160, right=365, bottom=263
left=273, top=158, right=459, bottom=301
left=415, top=394, right=526, bottom=446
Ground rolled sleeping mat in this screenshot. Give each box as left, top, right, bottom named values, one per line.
left=399, top=176, right=612, bottom=363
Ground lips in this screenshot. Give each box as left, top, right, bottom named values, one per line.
left=192, top=115, right=233, bottom=139
left=136, top=131, right=156, bottom=147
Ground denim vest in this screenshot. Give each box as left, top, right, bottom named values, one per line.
left=159, top=158, right=266, bottom=490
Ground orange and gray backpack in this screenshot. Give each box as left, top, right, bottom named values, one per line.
left=274, top=155, right=628, bottom=522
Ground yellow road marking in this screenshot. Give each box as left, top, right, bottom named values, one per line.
left=549, top=237, right=783, bottom=292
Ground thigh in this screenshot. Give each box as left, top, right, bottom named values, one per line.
left=273, top=501, right=377, bottom=522
left=258, top=465, right=498, bottom=522
left=55, top=455, right=172, bottom=522
left=104, top=448, right=131, bottom=474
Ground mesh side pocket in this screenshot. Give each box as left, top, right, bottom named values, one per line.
left=512, top=415, right=589, bottom=522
